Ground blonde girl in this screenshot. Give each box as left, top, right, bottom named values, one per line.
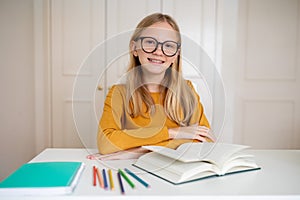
left=96, top=13, right=214, bottom=159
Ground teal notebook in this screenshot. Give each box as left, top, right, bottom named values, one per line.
left=0, top=161, right=85, bottom=196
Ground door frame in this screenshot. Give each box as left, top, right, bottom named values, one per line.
left=33, top=0, right=52, bottom=154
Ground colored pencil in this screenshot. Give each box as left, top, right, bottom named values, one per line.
left=117, top=172, right=125, bottom=195
left=96, top=167, right=104, bottom=188
left=119, top=169, right=135, bottom=189
left=108, top=169, right=114, bottom=190
left=93, top=166, right=97, bottom=186
left=124, top=168, right=150, bottom=188
left=102, top=169, right=108, bottom=189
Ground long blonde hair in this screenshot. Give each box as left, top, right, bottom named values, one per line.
left=125, top=13, right=197, bottom=126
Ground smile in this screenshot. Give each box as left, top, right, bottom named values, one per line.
left=148, top=58, right=165, bottom=64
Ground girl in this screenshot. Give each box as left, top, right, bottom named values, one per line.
left=96, top=13, right=214, bottom=159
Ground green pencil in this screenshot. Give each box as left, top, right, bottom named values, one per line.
left=118, top=169, right=135, bottom=189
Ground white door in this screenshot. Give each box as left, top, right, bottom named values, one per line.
left=225, top=0, right=300, bottom=148
left=51, top=0, right=106, bottom=148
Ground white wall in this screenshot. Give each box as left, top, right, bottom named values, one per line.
left=0, top=0, right=36, bottom=180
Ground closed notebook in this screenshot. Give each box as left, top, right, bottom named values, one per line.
left=0, top=161, right=85, bottom=196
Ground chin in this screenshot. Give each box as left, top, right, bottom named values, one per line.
left=143, top=64, right=168, bottom=74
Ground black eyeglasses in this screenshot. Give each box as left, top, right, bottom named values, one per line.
left=136, top=36, right=181, bottom=57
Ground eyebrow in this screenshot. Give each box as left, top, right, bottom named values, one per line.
left=138, top=36, right=179, bottom=43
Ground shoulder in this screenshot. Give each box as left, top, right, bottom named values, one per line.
left=110, top=84, right=126, bottom=92
left=184, top=79, right=200, bottom=98
left=185, top=79, right=193, bottom=87
left=104, top=84, right=127, bottom=108
left=105, top=84, right=126, bottom=99
left=108, top=84, right=126, bottom=93
left=184, top=79, right=197, bottom=91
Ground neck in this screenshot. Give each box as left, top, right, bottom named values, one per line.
left=146, top=84, right=160, bottom=93
left=142, top=73, right=165, bottom=93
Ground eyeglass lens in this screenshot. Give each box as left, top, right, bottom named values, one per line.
left=140, top=37, right=179, bottom=57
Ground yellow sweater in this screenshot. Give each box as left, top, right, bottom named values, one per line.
left=97, top=82, right=210, bottom=154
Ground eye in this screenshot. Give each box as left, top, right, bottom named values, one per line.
left=164, top=42, right=177, bottom=49
left=144, top=39, right=156, bottom=45
left=147, top=41, right=154, bottom=44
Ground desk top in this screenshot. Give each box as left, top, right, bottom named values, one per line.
left=4, top=148, right=300, bottom=199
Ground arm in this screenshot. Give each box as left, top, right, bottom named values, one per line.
left=87, top=147, right=150, bottom=160
left=97, top=86, right=170, bottom=154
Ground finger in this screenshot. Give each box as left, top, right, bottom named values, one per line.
left=193, top=135, right=207, bottom=142
left=197, top=126, right=209, bottom=132
left=200, top=132, right=215, bottom=142
left=197, top=130, right=216, bottom=142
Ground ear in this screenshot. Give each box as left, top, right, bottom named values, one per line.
left=130, top=41, right=138, bottom=57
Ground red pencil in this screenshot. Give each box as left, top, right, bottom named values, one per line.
left=93, top=166, right=97, bottom=186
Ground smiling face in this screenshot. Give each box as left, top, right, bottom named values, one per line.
left=131, top=22, right=180, bottom=77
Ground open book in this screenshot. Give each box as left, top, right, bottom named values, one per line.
left=133, top=142, right=260, bottom=185
left=0, top=162, right=85, bottom=195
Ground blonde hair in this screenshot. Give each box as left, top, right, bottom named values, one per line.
left=125, top=13, right=197, bottom=126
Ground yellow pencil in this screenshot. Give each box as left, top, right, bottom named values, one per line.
left=108, top=169, right=114, bottom=190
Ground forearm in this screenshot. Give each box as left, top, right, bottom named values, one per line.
left=97, top=126, right=169, bottom=154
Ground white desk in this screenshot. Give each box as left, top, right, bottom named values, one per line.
left=3, top=148, right=300, bottom=200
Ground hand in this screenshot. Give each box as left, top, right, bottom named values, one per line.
left=168, top=125, right=215, bottom=142
left=86, top=147, right=150, bottom=160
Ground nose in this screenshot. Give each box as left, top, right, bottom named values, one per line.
left=152, top=43, right=164, bottom=56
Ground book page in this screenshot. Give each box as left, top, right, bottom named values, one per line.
left=142, top=143, right=249, bottom=165
left=221, top=155, right=259, bottom=175
left=134, top=152, right=218, bottom=184
left=199, top=143, right=250, bottom=167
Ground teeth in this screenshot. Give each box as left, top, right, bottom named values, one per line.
left=149, top=58, right=163, bottom=64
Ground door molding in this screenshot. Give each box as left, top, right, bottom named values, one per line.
left=33, top=0, right=52, bottom=153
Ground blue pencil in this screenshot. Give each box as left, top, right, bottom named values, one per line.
left=117, top=172, right=125, bottom=195
left=102, top=169, right=108, bottom=189
left=124, top=168, right=150, bottom=188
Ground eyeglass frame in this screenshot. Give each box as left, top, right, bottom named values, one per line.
left=135, top=36, right=181, bottom=57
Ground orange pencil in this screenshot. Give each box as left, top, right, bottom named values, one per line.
left=96, top=167, right=104, bottom=188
